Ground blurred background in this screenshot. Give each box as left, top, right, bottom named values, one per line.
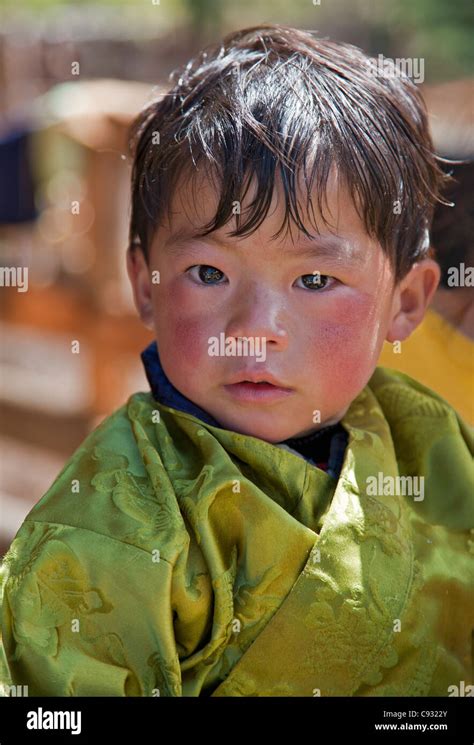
left=0, top=0, right=473, bottom=554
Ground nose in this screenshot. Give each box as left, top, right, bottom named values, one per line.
left=224, top=282, right=289, bottom=349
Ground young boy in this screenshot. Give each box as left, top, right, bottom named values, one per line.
left=1, top=23, right=473, bottom=698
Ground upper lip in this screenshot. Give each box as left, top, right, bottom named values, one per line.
left=225, top=371, right=290, bottom=388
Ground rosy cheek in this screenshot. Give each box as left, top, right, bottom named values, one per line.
left=155, top=278, right=214, bottom=363
left=170, top=315, right=211, bottom=365
left=332, top=292, right=375, bottom=325
left=309, top=300, right=368, bottom=350
left=306, top=296, right=377, bottom=382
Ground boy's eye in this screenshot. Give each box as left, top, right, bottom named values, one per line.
left=185, top=266, right=334, bottom=290
left=187, top=265, right=227, bottom=285
left=296, top=273, right=332, bottom=290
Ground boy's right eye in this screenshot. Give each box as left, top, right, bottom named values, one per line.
left=186, top=265, right=227, bottom=285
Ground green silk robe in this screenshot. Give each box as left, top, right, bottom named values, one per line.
left=0, top=366, right=473, bottom=697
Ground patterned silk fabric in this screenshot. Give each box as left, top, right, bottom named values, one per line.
left=0, top=366, right=473, bottom=696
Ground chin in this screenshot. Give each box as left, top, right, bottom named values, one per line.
left=225, top=421, right=291, bottom=443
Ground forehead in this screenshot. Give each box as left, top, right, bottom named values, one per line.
left=151, top=165, right=389, bottom=274
left=161, top=166, right=359, bottom=236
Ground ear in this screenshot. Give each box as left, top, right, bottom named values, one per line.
left=126, top=246, right=154, bottom=330
left=386, top=258, right=440, bottom=343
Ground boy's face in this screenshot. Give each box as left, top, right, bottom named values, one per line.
left=128, top=169, right=435, bottom=442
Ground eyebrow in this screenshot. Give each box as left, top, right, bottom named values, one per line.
left=163, top=227, right=367, bottom=268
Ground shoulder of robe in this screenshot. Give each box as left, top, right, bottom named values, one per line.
left=368, top=366, right=474, bottom=530
left=2, top=392, right=185, bottom=560
left=369, top=365, right=473, bottom=448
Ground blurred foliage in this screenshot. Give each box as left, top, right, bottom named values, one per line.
left=389, top=0, right=474, bottom=79
left=1, top=0, right=473, bottom=80
left=183, top=0, right=222, bottom=35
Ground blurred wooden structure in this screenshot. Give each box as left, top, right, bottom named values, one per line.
left=0, top=81, right=160, bottom=551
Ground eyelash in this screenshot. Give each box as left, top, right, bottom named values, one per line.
left=186, top=265, right=335, bottom=291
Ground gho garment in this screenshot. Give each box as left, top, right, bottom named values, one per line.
left=0, top=365, right=473, bottom=696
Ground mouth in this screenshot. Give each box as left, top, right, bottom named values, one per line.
left=241, top=380, right=281, bottom=388
left=223, top=378, right=294, bottom=403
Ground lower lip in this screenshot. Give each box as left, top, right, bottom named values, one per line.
left=223, top=382, right=294, bottom=403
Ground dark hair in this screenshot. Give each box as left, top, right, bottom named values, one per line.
left=128, top=23, right=450, bottom=282
left=430, top=159, right=474, bottom=288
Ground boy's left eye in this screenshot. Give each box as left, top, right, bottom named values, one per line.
left=295, top=273, right=333, bottom=290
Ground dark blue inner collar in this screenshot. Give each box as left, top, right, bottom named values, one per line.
left=141, top=340, right=222, bottom=428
